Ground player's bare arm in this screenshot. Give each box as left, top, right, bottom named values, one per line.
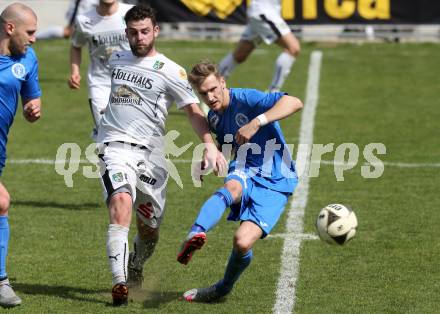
left=235, top=95, right=303, bottom=145
left=183, top=103, right=227, bottom=174
left=68, top=45, right=82, bottom=89
left=22, top=98, right=41, bottom=123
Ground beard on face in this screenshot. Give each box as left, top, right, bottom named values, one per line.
left=130, top=41, right=154, bottom=57
left=9, top=39, right=26, bottom=57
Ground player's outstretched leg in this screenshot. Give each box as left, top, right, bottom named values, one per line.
left=183, top=280, right=230, bottom=303
left=183, top=248, right=253, bottom=302
left=177, top=187, right=234, bottom=265
left=0, top=278, right=21, bottom=308
left=177, top=231, right=206, bottom=265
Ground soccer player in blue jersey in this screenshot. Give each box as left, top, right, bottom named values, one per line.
left=0, top=3, right=41, bottom=307
left=177, top=61, right=303, bottom=302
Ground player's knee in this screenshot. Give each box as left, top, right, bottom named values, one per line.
left=224, top=181, right=242, bottom=203
left=233, top=234, right=253, bottom=254
left=281, top=35, right=300, bottom=57
left=110, top=191, right=131, bottom=205
left=287, top=41, right=300, bottom=57
left=284, top=46, right=299, bottom=58
left=294, top=44, right=301, bottom=57
left=0, top=193, right=10, bottom=215
left=108, top=192, right=132, bottom=224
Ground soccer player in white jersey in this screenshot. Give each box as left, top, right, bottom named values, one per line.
left=68, top=0, right=133, bottom=139
left=96, top=5, right=227, bottom=306
left=219, top=0, right=300, bottom=92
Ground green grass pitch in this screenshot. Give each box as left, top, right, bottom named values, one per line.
left=2, top=39, right=439, bottom=313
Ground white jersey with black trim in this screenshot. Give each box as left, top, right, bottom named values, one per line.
left=248, top=0, right=281, bottom=18
left=71, top=3, right=133, bottom=99
left=97, top=50, right=199, bottom=150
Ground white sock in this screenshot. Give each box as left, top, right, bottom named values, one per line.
left=219, top=52, right=237, bottom=79
left=268, top=52, right=295, bottom=92
left=36, top=26, right=64, bottom=40
left=106, top=224, right=129, bottom=285
left=131, top=234, right=158, bottom=270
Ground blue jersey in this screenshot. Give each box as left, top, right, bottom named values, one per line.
left=207, top=88, right=297, bottom=193
left=0, top=47, right=41, bottom=170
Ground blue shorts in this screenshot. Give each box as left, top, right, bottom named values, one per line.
left=225, top=171, right=293, bottom=238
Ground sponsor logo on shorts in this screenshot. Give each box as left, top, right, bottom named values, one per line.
left=259, top=220, right=268, bottom=228
left=137, top=161, right=146, bottom=173
left=112, top=172, right=124, bottom=183
left=137, top=202, right=155, bottom=220
left=139, top=174, right=157, bottom=185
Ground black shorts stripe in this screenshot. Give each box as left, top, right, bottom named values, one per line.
left=260, top=14, right=282, bottom=39
left=99, top=154, right=115, bottom=197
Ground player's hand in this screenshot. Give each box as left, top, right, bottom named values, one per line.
left=202, top=143, right=218, bottom=173
left=214, top=150, right=228, bottom=177
left=235, top=118, right=260, bottom=145
left=200, top=143, right=227, bottom=175
left=68, top=73, right=81, bottom=89
left=23, top=102, right=41, bottom=122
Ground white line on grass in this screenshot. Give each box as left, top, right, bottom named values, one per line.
left=7, top=159, right=440, bottom=168
left=273, top=50, right=323, bottom=314
left=268, top=233, right=319, bottom=241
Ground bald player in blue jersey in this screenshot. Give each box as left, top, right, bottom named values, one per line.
left=0, top=3, right=42, bottom=307
left=177, top=61, right=303, bottom=302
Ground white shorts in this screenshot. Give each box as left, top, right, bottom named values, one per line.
left=241, top=12, right=291, bottom=45
left=98, top=143, right=169, bottom=229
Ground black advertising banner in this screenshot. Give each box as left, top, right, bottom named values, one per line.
left=143, top=0, right=440, bottom=24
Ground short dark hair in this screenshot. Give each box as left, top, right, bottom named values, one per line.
left=124, top=4, right=157, bottom=26
left=188, top=61, right=222, bottom=87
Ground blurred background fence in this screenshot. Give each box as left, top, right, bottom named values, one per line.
left=1, top=0, right=439, bottom=42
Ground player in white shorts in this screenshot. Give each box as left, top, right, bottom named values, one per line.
left=96, top=4, right=227, bottom=306
left=68, top=0, right=133, bottom=139
left=219, top=0, right=300, bottom=92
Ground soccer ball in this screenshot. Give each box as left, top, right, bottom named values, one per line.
left=316, top=204, right=358, bottom=245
